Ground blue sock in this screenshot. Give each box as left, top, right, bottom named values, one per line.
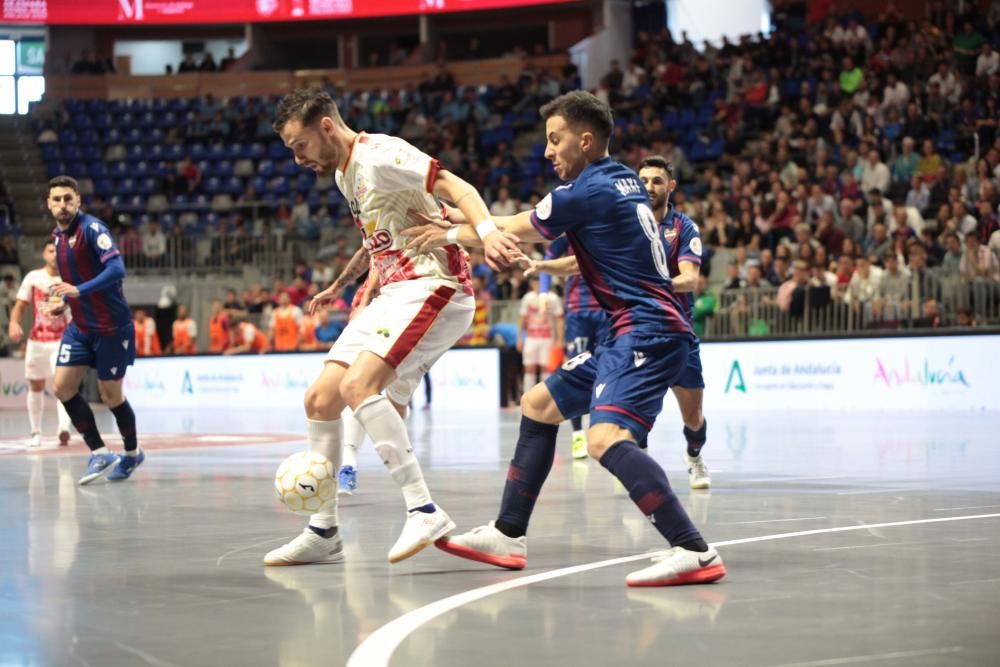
left=61, top=394, right=106, bottom=452
left=110, top=400, right=138, bottom=452
left=495, top=415, right=558, bottom=538
left=570, top=416, right=583, bottom=431
left=684, top=419, right=707, bottom=458
left=599, top=440, right=702, bottom=546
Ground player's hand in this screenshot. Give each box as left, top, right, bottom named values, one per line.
left=482, top=231, right=523, bottom=271
left=406, top=208, right=452, bottom=230
left=51, top=283, right=80, bottom=299
left=50, top=304, right=68, bottom=317
left=8, top=321, right=23, bottom=343
left=307, top=284, right=342, bottom=316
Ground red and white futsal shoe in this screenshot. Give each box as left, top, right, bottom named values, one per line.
left=434, top=521, right=527, bottom=570
left=626, top=546, right=726, bottom=587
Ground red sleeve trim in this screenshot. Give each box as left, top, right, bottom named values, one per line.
left=425, top=159, right=442, bottom=194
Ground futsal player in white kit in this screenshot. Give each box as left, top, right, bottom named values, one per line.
left=8, top=240, right=73, bottom=447
left=264, top=88, right=520, bottom=566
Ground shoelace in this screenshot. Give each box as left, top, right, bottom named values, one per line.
left=689, top=458, right=709, bottom=478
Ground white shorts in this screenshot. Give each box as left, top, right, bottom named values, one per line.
left=328, top=281, right=474, bottom=404
left=522, top=336, right=553, bottom=369
left=25, top=339, right=59, bottom=381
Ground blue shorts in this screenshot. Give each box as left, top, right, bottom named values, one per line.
left=57, top=322, right=136, bottom=381
left=546, top=332, right=693, bottom=440
left=675, top=337, right=705, bottom=390
left=564, top=310, right=606, bottom=357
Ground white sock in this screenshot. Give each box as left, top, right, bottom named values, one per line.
left=56, top=400, right=72, bottom=433
left=307, top=418, right=342, bottom=530
left=353, top=394, right=431, bottom=510
left=27, top=390, right=44, bottom=434
left=93, top=446, right=110, bottom=455
left=125, top=448, right=141, bottom=458
left=523, top=371, right=535, bottom=393
left=341, top=407, right=364, bottom=469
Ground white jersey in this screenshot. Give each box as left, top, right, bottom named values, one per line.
left=15, top=268, right=71, bottom=343
left=520, top=290, right=562, bottom=339
left=335, top=132, right=473, bottom=296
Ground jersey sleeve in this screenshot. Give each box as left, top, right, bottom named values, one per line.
left=530, top=184, right=584, bottom=240
left=677, top=218, right=704, bottom=266
left=366, top=137, right=441, bottom=194
left=519, top=293, right=531, bottom=317
left=15, top=273, right=34, bottom=303
left=544, top=236, right=570, bottom=260
left=85, top=221, right=121, bottom=264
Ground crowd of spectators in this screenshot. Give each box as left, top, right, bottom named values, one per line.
left=34, top=0, right=1000, bottom=334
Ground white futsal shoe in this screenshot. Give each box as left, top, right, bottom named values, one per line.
left=685, top=453, right=711, bottom=490
left=388, top=506, right=455, bottom=563
left=626, top=546, right=726, bottom=587
left=27, top=433, right=42, bottom=448
left=435, top=520, right=527, bottom=570
left=264, top=528, right=344, bottom=566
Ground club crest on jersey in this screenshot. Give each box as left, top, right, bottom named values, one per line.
left=614, top=178, right=643, bottom=197
left=68, top=236, right=77, bottom=248
left=663, top=227, right=678, bottom=242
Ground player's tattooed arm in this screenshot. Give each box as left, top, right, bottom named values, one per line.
left=308, top=246, right=370, bottom=315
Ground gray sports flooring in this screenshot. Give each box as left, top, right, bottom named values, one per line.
left=1, top=406, right=998, bottom=667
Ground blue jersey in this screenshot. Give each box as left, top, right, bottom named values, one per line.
left=541, top=236, right=602, bottom=314
left=529, top=157, right=691, bottom=338
left=660, top=206, right=703, bottom=323
left=54, top=212, right=131, bottom=336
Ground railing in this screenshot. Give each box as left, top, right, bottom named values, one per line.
left=121, top=233, right=319, bottom=278
left=705, top=272, right=1000, bottom=340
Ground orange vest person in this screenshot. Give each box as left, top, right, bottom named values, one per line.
left=269, top=292, right=302, bottom=352
left=300, top=313, right=318, bottom=351
left=224, top=320, right=270, bottom=354
left=208, top=299, right=230, bottom=353
left=134, top=310, right=161, bottom=356
left=171, top=304, right=198, bottom=354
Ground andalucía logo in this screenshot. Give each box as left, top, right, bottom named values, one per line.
left=725, top=360, right=746, bottom=394
left=874, top=357, right=970, bottom=388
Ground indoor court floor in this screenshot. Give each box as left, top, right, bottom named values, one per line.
left=1, top=405, right=998, bottom=667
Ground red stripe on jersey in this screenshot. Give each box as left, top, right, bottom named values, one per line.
left=425, top=159, right=442, bottom=194
left=384, top=285, right=456, bottom=369
left=444, top=244, right=474, bottom=296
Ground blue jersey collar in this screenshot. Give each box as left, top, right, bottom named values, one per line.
left=56, top=211, right=82, bottom=236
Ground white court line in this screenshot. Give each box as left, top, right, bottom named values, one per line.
left=766, top=645, right=963, bottom=666
left=345, top=512, right=1000, bottom=667
left=717, top=516, right=826, bottom=526
left=811, top=541, right=911, bottom=552
left=215, top=536, right=291, bottom=567
left=933, top=504, right=1000, bottom=512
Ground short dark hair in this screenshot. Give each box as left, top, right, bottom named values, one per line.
left=43, top=239, right=55, bottom=249
left=48, top=176, right=79, bottom=194
left=637, top=155, right=674, bottom=178
left=539, top=91, right=614, bottom=145
left=272, top=88, right=341, bottom=134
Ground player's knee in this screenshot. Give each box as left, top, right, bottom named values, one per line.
left=53, top=383, right=75, bottom=402
left=98, top=384, right=124, bottom=408
left=520, top=383, right=562, bottom=424
left=339, top=373, right=378, bottom=410
left=303, top=386, right=339, bottom=420
left=586, top=423, right=630, bottom=460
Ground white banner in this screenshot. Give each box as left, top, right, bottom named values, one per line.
left=700, top=334, right=999, bottom=412
left=120, top=347, right=501, bottom=410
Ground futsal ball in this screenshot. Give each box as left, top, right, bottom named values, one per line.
left=274, top=451, right=337, bottom=516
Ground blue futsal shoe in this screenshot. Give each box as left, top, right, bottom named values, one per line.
left=79, top=452, right=121, bottom=486
left=107, top=449, right=145, bottom=481
left=338, top=465, right=358, bottom=496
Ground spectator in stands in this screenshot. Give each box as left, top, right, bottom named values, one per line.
left=134, top=309, right=161, bottom=356
left=489, top=187, right=517, bottom=217
left=837, top=197, right=866, bottom=242
left=805, top=184, right=837, bottom=226
left=844, top=255, right=883, bottom=308
left=960, top=232, right=1000, bottom=282
left=905, top=174, right=931, bottom=213
left=178, top=53, right=198, bottom=73
left=861, top=150, right=891, bottom=195
left=776, top=260, right=809, bottom=312
left=723, top=261, right=746, bottom=290
left=0, top=236, right=18, bottom=267
left=199, top=53, right=218, bottom=72
left=314, top=308, right=344, bottom=345
left=691, top=276, right=715, bottom=338
left=141, top=222, right=167, bottom=267
left=177, top=156, right=202, bottom=194
left=917, top=139, right=945, bottom=178
left=208, top=299, right=230, bottom=354
left=169, top=305, right=198, bottom=354
left=941, top=231, right=963, bottom=274
left=913, top=297, right=945, bottom=328
left=220, top=48, right=238, bottom=72
left=956, top=308, right=977, bottom=328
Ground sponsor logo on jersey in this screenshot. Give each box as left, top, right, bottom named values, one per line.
left=364, top=229, right=393, bottom=254
left=614, top=178, right=643, bottom=197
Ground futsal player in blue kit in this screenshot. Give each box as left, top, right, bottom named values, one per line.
left=536, top=236, right=605, bottom=460
left=47, top=176, right=143, bottom=485
left=404, top=92, right=725, bottom=586
left=531, top=156, right=712, bottom=489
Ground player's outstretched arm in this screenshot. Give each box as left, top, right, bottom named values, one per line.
left=402, top=208, right=544, bottom=264
left=524, top=256, right=581, bottom=279
left=308, top=247, right=370, bottom=316
left=432, top=170, right=528, bottom=270
left=672, top=261, right=699, bottom=293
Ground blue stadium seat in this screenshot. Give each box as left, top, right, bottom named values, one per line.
left=62, top=145, right=82, bottom=161
left=40, top=145, right=60, bottom=161
left=249, top=176, right=266, bottom=194
left=88, top=162, right=107, bottom=178
left=224, top=176, right=244, bottom=195
left=166, top=144, right=185, bottom=161
left=119, top=178, right=137, bottom=195
left=58, top=129, right=77, bottom=144
left=133, top=161, right=151, bottom=176
left=268, top=141, right=287, bottom=159
left=205, top=177, right=223, bottom=195
left=280, top=160, right=299, bottom=177
left=95, top=179, right=114, bottom=197
left=257, top=160, right=277, bottom=178
left=127, top=144, right=145, bottom=161
left=67, top=162, right=88, bottom=178
left=137, top=178, right=158, bottom=196
left=188, top=144, right=206, bottom=161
